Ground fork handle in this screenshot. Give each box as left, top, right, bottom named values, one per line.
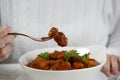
left=8, top=32, right=51, bottom=42
left=8, top=32, right=29, bottom=37
left=8, top=32, right=41, bottom=42
left=8, top=32, right=25, bottom=35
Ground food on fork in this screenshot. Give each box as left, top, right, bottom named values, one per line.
left=41, top=27, right=68, bottom=47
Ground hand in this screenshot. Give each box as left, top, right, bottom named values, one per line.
left=102, top=54, right=120, bottom=77
left=0, top=26, right=16, bottom=62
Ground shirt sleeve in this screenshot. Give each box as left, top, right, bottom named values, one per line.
left=104, top=0, right=120, bottom=56
left=107, top=17, right=120, bottom=56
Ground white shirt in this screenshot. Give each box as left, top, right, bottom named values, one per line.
left=0, top=0, right=120, bottom=63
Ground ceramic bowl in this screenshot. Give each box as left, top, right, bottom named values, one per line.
left=19, top=45, right=107, bottom=80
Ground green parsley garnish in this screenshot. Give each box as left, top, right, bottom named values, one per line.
left=80, top=53, right=90, bottom=61
left=64, top=51, right=71, bottom=61
left=38, top=52, right=49, bottom=60
left=64, top=50, right=90, bottom=62
left=72, top=50, right=79, bottom=56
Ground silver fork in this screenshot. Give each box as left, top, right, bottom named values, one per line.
left=8, top=32, right=52, bottom=42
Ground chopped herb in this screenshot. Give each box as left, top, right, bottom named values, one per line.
left=81, top=53, right=90, bottom=61
left=64, top=51, right=71, bottom=61
left=72, top=50, right=79, bottom=56
left=72, top=50, right=90, bottom=61
left=38, top=52, right=49, bottom=60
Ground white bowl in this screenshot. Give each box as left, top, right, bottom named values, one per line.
left=19, top=45, right=107, bottom=80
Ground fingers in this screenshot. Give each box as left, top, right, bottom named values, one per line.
left=0, top=26, right=16, bottom=62
left=102, top=54, right=120, bottom=77
left=0, top=26, right=16, bottom=48
left=0, top=43, right=14, bottom=62
left=110, top=55, right=119, bottom=75
left=102, top=54, right=112, bottom=77
left=0, top=26, right=11, bottom=38
left=118, top=56, right=120, bottom=71
left=0, top=35, right=16, bottom=47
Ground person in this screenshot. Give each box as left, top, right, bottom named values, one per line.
left=0, top=0, right=120, bottom=78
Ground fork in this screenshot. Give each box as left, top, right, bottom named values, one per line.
left=8, top=32, right=52, bottom=42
